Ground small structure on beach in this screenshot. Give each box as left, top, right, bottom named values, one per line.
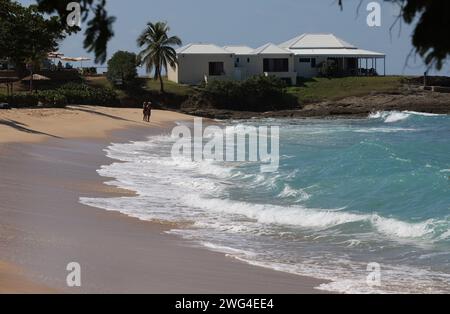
left=21, top=74, right=51, bottom=82
left=21, top=74, right=51, bottom=92
left=168, top=33, right=385, bottom=86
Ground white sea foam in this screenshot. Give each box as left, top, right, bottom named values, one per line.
left=369, top=111, right=411, bottom=123
left=82, top=133, right=449, bottom=243
left=353, top=127, right=416, bottom=133
left=369, top=110, right=444, bottom=123
left=369, top=215, right=434, bottom=238
left=213, top=251, right=450, bottom=294
left=199, top=242, right=258, bottom=257
left=183, top=195, right=357, bottom=229
left=82, top=134, right=444, bottom=242
left=404, top=111, right=444, bottom=117
left=277, top=185, right=311, bottom=202
left=181, top=194, right=438, bottom=240
left=79, top=128, right=450, bottom=294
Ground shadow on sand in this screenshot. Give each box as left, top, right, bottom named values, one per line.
left=70, top=107, right=136, bottom=123
left=0, top=119, right=62, bottom=139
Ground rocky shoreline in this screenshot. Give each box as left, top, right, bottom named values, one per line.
left=180, top=89, right=450, bottom=120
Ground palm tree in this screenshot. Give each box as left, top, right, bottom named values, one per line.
left=137, top=21, right=182, bottom=93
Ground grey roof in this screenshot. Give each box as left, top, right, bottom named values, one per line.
left=176, top=43, right=231, bottom=54
left=289, top=48, right=385, bottom=57
left=223, top=45, right=254, bottom=55
left=252, top=43, right=292, bottom=55
left=280, top=33, right=384, bottom=57
left=280, top=33, right=356, bottom=49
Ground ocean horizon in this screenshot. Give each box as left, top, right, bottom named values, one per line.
left=80, top=110, right=450, bottom=294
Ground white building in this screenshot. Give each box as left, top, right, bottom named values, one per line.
left=168, top=33, right=385, bottom=86
left=223, top=45, right=254, bottom=81
left=167, top=43, right=234, bottom=85
left=280, top=33, right=385, bottom=78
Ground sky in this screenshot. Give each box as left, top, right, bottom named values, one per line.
left=19, top=0, right=450, bottom=76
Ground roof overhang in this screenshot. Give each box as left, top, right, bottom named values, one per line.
left=288, top=48, right=385, bottom=58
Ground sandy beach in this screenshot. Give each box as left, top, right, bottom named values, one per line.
left=0, top=106, right=324, bottom=293
left=0, top=105, right=191, bottom=144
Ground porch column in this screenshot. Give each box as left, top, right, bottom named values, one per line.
left=384, top=56, right=386, bottom=76
left=358, top=58, right=360, bottom=76
left=366, top=58, right=368, bottom=76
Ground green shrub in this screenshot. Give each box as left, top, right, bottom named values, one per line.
left=0, top=83, right=118, bottom=108
left=58, top=83, right=118, bottom=105
left=0, top=93, right=38, bottom=107
left=201, top=75, right=297, bottom=111
left=36, top=90, right=67, bottom=107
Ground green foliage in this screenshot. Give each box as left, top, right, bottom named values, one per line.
left=146, top=78, right=193, bottom=96
left=36, top=90, right=67, bottom=107
left=401, top=0, right=450, bottom=69
left=0, top=91, right=66, bottom=107
left=286, top=76, right=403, bottom=103
left=0, top=83, right=118, bottom=107
left=0, top=0, right=66, bottom=72
left=57, top=83, right=118, bottom=105
left=0, top=93, right=39, bottom=107
left=82, top=67, right=98, bottom=75
left=107, top=51, right=138, bottom=88
left=201, top=75, right=298, bottom=112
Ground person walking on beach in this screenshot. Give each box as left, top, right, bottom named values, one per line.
left=143, top=101, right=148, bottom=121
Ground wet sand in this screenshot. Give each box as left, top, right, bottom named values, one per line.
left=0, top=107, right=326, bottom=293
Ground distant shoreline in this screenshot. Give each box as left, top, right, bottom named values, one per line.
left=180, top=89, right=450, bottom=120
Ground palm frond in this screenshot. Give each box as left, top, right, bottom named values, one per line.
left=136, top=20, right=182, bottom=85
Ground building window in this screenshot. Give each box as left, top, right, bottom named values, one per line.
left=247, top=58, right=250, bottom=63
left=209, top=62, right=225, bottom=76
left=263, top=58, right=289, bottom=72
left=236, top=57, right=240, bottom=63
left=299, top=58, right=311, bottom=63
left=311, top=58, right=316, bottom=68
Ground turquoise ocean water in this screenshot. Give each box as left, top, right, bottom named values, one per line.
left=81, top=111, right=450, bottom=293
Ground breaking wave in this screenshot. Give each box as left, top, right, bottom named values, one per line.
left=80, top=113, right=450, bottom=293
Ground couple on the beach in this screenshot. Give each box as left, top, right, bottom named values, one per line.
left=143, top=101, right=152, bottom=122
